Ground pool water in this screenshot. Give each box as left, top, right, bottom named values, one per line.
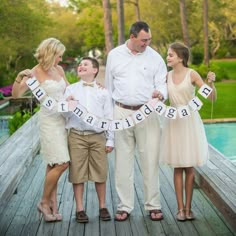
left=204, top=122, right=236, bottom=161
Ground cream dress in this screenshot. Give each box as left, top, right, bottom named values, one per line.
left=38, top=79, right=70, bottom=166
left=160, top=69, right=209, bottom=167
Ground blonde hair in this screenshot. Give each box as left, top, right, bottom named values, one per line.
left=34, top=38, right=65, bottom=70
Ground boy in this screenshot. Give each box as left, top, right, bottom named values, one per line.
left=64, top=57, right=114, bottom=223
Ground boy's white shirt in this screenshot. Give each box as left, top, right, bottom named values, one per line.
left=63, top=79, right=114, bottom=147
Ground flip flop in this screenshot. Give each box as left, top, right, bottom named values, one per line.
left=149, top=209, right=163, bottom=221
left=115, top=210, right=130, bottom=221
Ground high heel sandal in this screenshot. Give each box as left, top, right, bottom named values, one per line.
left=176, top=209, right=186, bottom=221
left=50, top=206, right=62, bottom=221
left=53, top=212, right=62, bottom=221
left=37, top=203, right=57, bottom=222
left=185, top=208, right=195, bottom=220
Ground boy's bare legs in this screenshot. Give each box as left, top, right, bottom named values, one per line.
left=73, top=183, right=85, bottom=211
left=73, top=183, right=89, bottom=223
left=95, top=182, right=106, bottom=208
left=95, top=182, right=111, bottom=221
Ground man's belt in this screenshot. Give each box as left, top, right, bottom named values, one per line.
left=115, top=101, right=143, bottom=110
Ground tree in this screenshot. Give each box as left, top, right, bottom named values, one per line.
left=103, top=0, right=114, bottom=55
left=0, top=0, right=52, bottom=85
left=203, top=0, right=209, bottom=66
left=179, top=0, right=190, bottom=47
left=117, top=0, right=125, bottom=45
left=126, top=0, right=140, bottom=21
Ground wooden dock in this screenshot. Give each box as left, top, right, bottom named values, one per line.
left=0, top=152, right=235, bottom=235
left=0, top=113, right=235, bottom=235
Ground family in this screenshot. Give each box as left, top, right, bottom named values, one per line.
left=12, top=21, right=217, bottom=223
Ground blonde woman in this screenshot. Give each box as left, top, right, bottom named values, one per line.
left=12, top=38, right=70, bottom=222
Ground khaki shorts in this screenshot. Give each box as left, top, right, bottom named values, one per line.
left=68, top=129, right=107, bottom=183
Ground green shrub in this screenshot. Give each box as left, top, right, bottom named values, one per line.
left=190, top=62, right=228, bottom=82
left=66, top=71, right=79, bottom=84
left=0, top=92, right=4, bottom=100
left=8, top=105, right=39, bottom=135
left=191, top=47, right=204, bottom=65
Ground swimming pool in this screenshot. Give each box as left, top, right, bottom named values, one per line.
left=204, top=122, right=236, bottom=161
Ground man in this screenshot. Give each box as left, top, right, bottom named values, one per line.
left=105, top=21, right=167, bottom=221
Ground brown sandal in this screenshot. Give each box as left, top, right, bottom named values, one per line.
left=149, top=209, right=163, bottom=221
left=115, top=210, right=130, bottom=221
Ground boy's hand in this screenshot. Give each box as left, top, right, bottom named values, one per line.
left=105, top=146, right=113, bottom=153
left=66, top=95, right=75, bottom=101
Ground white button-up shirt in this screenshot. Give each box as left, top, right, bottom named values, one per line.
left=64, top=80, right=114, bottom=147
left=105, top=42, right=167, bottom=105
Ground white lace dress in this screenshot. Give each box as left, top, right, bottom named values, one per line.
left=38, top=79, right=70, bottom=166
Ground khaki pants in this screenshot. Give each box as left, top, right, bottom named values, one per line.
left=68, top=129, right=107, bottom=183
left=114, top=105, right=162, bottom=213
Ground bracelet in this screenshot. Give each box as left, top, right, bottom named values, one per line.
left=15, top=79, right=21, bottom=84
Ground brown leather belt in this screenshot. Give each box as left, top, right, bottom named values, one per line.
left=115, top=101, right=143, bottom=110
left=71, top=128, right=103, bottom=136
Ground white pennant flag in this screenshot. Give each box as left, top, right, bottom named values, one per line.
left=58, top=101, right=68, bottom=112
left=154, top=101, right=166, bottom=116
left=32, top=86, right=46, bottom=101
left=83, top=113, right=98, bottom=127
left=189, top=97, right=203, bottom=111
left=165, top=106, right=177, bottom=119
left=73, top=104, right=87, bottom=119
left=140, top=104, right=154, bottom=117
left=26, top=77, right=40, bottom=91
left=111, top=120, right=123, bottom=131
left=132, top=110, right=145, bottom=124
left=198, top=84, right=213, bottom=99
left=97, top=119, right=110, bottom=130
left=122, top=116, right=134, bottom=129
left=42, top=96, right=56, bottom=110
left=178, top=105, right=191, bottom=118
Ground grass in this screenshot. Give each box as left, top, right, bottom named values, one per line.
left=199, top=82, right=236, bottom=119
left=211, top=59, right=236, bottom=80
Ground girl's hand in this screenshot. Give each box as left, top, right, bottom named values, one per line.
left=207, top=71, right=216, bottom=84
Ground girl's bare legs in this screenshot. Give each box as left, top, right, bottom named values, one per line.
left=185, top=167, right=195, bottom=219
left=174, top=167, right=186, bottom=221
left=174, top=168, right=184, bottom=210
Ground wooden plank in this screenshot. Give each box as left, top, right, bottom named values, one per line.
left=0, top=113, right=40, bottom=209
left=195, top=146, right=236, bottom=231
left=134, top=156, right=166, bottom=236
left=0, top=155, right=44, bottom=236
left=161, top=164, right=235, bottom=235
left=100, top=155, right=116, bottom=236
left=108, top=153, right=133, bottom=236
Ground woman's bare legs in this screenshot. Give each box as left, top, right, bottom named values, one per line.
left=39, top=163, right=69, bottom=215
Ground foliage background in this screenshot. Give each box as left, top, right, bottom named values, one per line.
left=0, top=0, right=235, bottom=86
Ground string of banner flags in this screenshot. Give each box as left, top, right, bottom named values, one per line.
left=26, top=77, right=213, bottom=131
